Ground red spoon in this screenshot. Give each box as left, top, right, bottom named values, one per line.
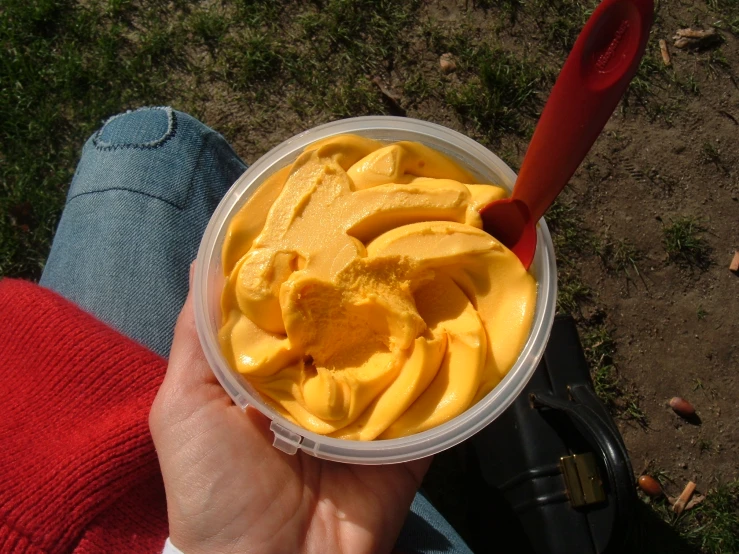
left=481, top=0, right=654, bottom=269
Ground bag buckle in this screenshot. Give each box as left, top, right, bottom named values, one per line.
left=560, top=453, right=606, bottom=507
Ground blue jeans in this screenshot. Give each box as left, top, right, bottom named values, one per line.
left=40, top=107, right=474, bottom=554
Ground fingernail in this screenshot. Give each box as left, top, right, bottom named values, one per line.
left=189, top=261, right=196, bottom=288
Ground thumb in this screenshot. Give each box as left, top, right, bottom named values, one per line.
left=150, top=263, right=225, bottom=441
left=165, top=262, right=220, bottom=393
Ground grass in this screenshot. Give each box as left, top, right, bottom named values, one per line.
left=681, top=480, right=739, bottom=553
left=530, top=0, right=595, bottom=52
left=540, top=171, right=644, bottom=423
left=629, top=53, right=669, bottom=99
left=705, top=49, right=733, bottom=79
left=558, top=279, right=592, bottom=315
left=300, top=0, right=419, bottom=59
left=582, top=324, right=647, bottom=424
left=647, top=480, right=739, bottom=554
left=213, top=0, right=423, bottom=113
left=474, top=0, right=525, bottom=22
left=446, top=45, right=548, bottom=143
left=545, top=200, right=594, bottom=255
left=219, top=30, right=289, bottom=89
left=663, top=217, right=712, bottom=270
left=1, top=0, right=566, bottom=279
left=290, top=0, right=423, bottom=117
left=700, top=141, right=729, bottom=174
left=1, top=0, right=180, bottom=279
left=542, top=201, right=648, bottom=425
left=189, top=8, right=229, bottom=45
left=598, top=238, right=644, bottom=283
left=707, top=0, right=739, bottom=34
left=543, top=200, right=600, bottom=316
left=0, top=0, right=425, bottom=278
left=697, top=438, right=715, bottom=454
left=702, top=142, right=722, bottom=165
left=624, top=40, right=702, bottom=123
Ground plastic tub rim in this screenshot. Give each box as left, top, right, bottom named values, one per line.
left=194, top=116, right=557, bottom=464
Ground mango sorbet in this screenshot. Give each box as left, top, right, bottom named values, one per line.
left=219, top=135, right=537, bottom=440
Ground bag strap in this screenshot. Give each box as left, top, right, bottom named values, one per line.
left=530, top=387, right=637, bottom=551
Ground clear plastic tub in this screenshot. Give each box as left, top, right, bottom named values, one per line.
left=194, top=116, right=557, bottom=464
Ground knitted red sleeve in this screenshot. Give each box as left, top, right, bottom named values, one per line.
left=0, top=279, right=168, bottom=553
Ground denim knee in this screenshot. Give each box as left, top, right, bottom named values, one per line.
left=41, top=107, right=247, bottom=356
left=69, top=107, right=246, bottom=209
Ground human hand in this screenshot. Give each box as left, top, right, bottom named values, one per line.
left=149, top=268, right=430, bottom=554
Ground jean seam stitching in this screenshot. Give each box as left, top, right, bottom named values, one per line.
left=93, top=107, right=178, bottom=151
left=66, top=187, right=183, bottom=210
left=182, top=130, right=215, bottom=208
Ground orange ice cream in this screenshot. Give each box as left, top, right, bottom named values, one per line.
left=219, top=135, right=537, bottom=440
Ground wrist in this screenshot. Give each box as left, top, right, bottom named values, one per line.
left=163, top=538, right=185, bottom=554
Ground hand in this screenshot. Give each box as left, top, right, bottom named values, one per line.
left=149, top=268, right=430, bottom=554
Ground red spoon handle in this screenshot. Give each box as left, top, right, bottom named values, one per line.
left=513, top=0, right=654, bottom=223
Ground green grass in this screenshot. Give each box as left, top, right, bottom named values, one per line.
left=705, top=48, right=733, bottom=78
left=663, top=217, right=712, bottom=270
left=558, top=278, right=592, bottom=315
left=212, top=0, right=423, bottom=113
left=446, top=45, right=548, bottom=143
left=597, top=237, right=645, bottom=286
left=1, top=0, right=182, bottom=279
left=530, top=0, right=595, bottom=52
left=220, top=30, right=288, bottom=89
left=700, top=141, right=729, bottom=174
left=545, top=200, right=595, bottom=253
left=583, top=325, right=617, bottom=398
left=624, top=40, right=701, bottom=123
left=648, top=480, right=739, bottom=554
left=0, top=0, right=425, bottom=279
left=629, top=53, right=669, bottom=99
left=543, top=200, right=599, bottom=315
left=682, top=480, right=739, bottom=553
left=582, top=324, right=647, bottom=424
left=190, top=8, right=229, bottom=46
left=706, top=0, right=739, bottom=34
left=2, top=0, right=700, bottom=279
left=299, top=0, right=419, bottom=60
left=697, top=438, right=716, bottom=454
left=702, top=142, right=722, bottom=164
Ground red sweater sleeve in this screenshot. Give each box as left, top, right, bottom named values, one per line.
left=0, top=279, right=168, bottom=553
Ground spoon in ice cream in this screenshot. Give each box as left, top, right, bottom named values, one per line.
left=480, top=0, right=654, bottom=269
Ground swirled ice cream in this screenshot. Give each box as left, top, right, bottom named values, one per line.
left=219, top=135, right=536, bottom=440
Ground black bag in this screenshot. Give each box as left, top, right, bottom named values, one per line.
left=465, top=315, right=638, bottom=554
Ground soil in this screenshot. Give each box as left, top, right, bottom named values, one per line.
left=552, top=3, right=739, bottom=493
left=415, top=2, right=738, bottom=544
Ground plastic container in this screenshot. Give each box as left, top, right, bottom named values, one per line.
left=194, top=116, right=557, bottom=464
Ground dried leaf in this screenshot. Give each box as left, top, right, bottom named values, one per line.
left=685, top=494, right=706, bottom=511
